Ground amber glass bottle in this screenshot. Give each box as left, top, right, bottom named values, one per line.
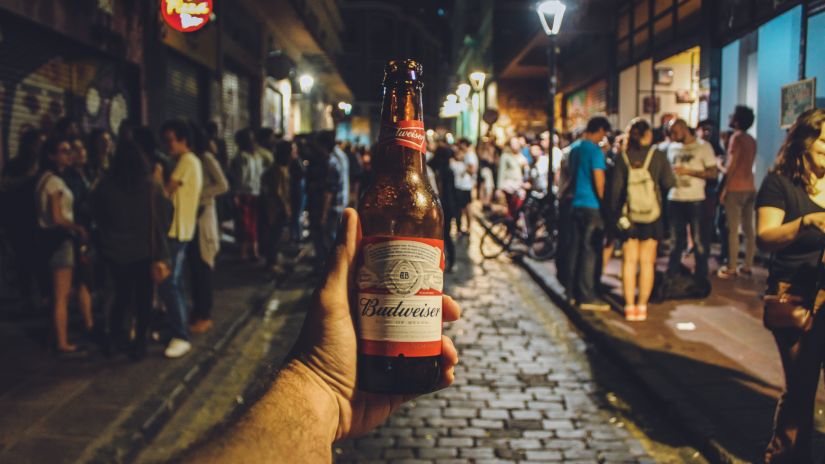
left=356, top=59, right=444, bottom=394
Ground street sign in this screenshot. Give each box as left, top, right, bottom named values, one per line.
left=161, top=0, right=213, bottom=33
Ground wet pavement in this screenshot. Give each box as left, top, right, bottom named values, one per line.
left=0, top=257, right=310, bottom=464
left=520, top=244, right=825, bottom=463
left=335, top=229, right=702, bottom=463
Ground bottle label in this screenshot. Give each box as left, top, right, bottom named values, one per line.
left=378, top=120, right=427, bottom=154
left=356, top=236, right=444, bottom=357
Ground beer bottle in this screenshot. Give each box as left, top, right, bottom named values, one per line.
left=356, top=59, right=444, bottom=394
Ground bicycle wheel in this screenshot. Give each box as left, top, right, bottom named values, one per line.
left=480, top=220, right=511, bottom=259
left=528, top=217, right=557, bottom=261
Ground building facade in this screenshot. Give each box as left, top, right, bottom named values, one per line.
left=338, top=0, right=450, bottom=144
left=0, top=0, right=353, bottom=167
left=448, top=0, right=825, bottom=189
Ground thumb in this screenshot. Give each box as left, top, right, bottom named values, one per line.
left=322, top=208, right=360, bottom=294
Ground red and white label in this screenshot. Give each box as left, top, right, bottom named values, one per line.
left=378, top=120, right=427, bottom=154
left=357, top=236, right=444, bottom=357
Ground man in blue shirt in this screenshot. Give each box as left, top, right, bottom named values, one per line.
left=564, top=116, right=611, bottom=311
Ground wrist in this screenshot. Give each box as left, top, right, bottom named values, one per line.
left=274, top=359, right=341, bottom=441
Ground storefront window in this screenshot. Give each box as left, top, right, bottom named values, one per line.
left=677, top=0, right=701, bottom=32
left=634, top=0, right=649, bottom=28
left=653, top=14, right=673, bottom=45
left=720, top=5, right=802, bottom=186
left=617, top=39, right=631, bottom=67
left=806, top=11, right=825, bottom=108
left=618, top=11, right=630, bottom=39
left=654, top=0, right=673, bottom=16
left=633, top=28, right=649, bottom=60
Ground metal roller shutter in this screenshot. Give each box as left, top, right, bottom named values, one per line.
left=221, top=69, right=251, bottom=159
left=164, top=52, right=203, bottom=124
left=0, top=15, right=71, bottom=164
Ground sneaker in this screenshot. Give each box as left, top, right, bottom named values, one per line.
left=189, top=319, right=213, bottom=334
left=717, top=265, right=737, bottom=279
left=636, top=305, right=648, bottom=321
left=164, top=338, right=191, bottom=358
left=624, top=305, right=638, bottom=321
left=579, top=299, right=611, bottom=311
left=738, top=266, right=753, bottom=277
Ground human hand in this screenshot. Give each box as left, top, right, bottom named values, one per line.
left=802, top=212, right=825, bottom=234
left=290, top=208, right=460, bottom=440
left=673, top=166, right=690, bottom=176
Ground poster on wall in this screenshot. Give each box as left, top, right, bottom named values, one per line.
left=565, top=81, right=607, bottom=131
left=780, top=78, right=816, bottom=129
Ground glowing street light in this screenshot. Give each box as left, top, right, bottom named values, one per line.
left=537, top=0, right=566, bottom=36
left=469, top=71, right=486, bottom=92
left=337, top=101, right=352, bottom=115
left=299, top=74, right=314, bottom=93
left=456, top=83, right=471, bottom=100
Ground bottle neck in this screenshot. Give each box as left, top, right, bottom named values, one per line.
left=375, top=84, right=425, bottom=174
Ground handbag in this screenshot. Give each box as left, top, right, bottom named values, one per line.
left=763, top=251, right=825, bottom=332
left=149, top=183, right=171, bottom=285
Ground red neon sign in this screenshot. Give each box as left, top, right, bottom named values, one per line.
left=161, top=0, right=213, bottom=33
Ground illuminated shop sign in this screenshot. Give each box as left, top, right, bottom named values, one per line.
left=161, top=0, right=213, bottom=33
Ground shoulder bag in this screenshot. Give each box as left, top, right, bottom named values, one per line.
left=763, top=250, right=825, bottom=332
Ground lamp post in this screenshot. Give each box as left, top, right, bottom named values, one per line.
left=536, top=0, right=565, bottom=202
left=299, top=74, right=315, bottom=131
left=469, top=71, right=486, bottom=150
left=456, top=83, right=471, bottom=139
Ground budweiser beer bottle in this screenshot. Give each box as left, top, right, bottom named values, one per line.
left=356, top=59, right=444, bottom=394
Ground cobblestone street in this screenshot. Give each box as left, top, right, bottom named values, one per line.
left=335, top=231, right=686, bottom=463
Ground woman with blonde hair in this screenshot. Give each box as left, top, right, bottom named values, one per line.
left=609, top=118, right=674, bottom=321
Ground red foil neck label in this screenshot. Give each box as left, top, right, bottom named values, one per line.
left=379, top=120, right=426, bottom=154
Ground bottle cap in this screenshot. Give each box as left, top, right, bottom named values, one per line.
left=383, top=59, right=424, bottom=87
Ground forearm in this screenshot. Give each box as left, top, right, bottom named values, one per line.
left=692, top=167, right=717, bottom=179
left=758, top=216, right=804, bottom=252
left=184, top=360, right=339, bottom=463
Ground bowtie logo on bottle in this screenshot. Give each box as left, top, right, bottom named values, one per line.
left=356, top=59, right=445, bottom=395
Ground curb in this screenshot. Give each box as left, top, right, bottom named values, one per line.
left=88, top=286, right=274, bottom=464
left=476, top=214, right=745, bottom=464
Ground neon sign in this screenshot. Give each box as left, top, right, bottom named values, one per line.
left=161, top=0, right=213, bottom=33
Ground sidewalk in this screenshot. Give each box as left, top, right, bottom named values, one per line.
left=0, top=257, right=292, bottom=464
left=519, top=244, right=825, bottom=463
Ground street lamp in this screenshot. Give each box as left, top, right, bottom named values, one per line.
left=536, top=0, right=565, bottom=204
left=456, top=83, right=471, bottom=100
left=298, top=74, right=314, bottom=94
left=537, top=0, right=566, bottom=36
left=469, top=71, right=486, bottom=147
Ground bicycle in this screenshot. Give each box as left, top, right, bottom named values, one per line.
left=479, top=189, right=558, bottom=261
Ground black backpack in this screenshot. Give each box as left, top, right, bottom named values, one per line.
left=651, top=265, right=712, bottom=302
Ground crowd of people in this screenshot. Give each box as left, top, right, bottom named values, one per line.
left=424, top=107, right=757, bottom=323
left=554, top=108, right=757, bottom=322
left=0, top=117, right=370, bottom=360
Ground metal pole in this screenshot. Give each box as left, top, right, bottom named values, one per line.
left=476, top=89, right=483, bottom=148
left=546, top=34, right=556, bottom=203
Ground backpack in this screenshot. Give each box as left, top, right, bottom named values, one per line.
left=621, top=147, right=660, bottom=224
left=651, top=266, right=712, bottom=302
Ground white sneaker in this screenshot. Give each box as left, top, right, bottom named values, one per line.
left=164, top=338, right=191, bottom=358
